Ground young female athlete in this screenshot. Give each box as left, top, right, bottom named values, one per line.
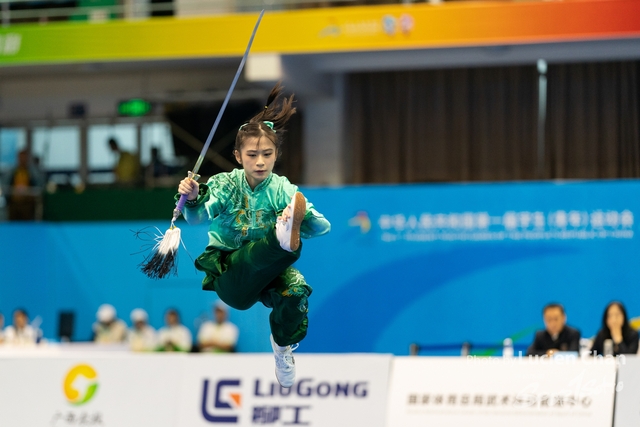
left=177, top=84, right=330, bottom=387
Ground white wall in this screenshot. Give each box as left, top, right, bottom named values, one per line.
left=0, top=61, right=256, bottom=122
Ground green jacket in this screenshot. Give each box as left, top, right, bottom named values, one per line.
left=181, top=169, right=331, bottom=251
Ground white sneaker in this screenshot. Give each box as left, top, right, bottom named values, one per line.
left=270, top=334, right=298, bottom=388
left=276, top=192, right=306, bottom=252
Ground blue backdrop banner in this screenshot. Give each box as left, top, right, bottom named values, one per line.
left=0, top=179, right=638, bottom=354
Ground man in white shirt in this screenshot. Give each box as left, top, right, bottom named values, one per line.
left=93, top=304, right=128, bottom=344
left=4, top=309, right=37, bottom=346
left=157, top=308, right=192, bottom=352
left=197, top=301, right=239, bottom=353
left=127, top=308, right=157, bottom=352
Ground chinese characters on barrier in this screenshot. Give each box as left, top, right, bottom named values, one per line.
left=407, top=393, right=592, bottom=409
left=252, top=406, right=310, bottom=425
left=50, top=411, right=103, bottom=427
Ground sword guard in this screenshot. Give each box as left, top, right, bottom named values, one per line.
left=188, top=171, right=201, bottom=182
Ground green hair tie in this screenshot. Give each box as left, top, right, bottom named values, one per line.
left=238, top=121, right=276, bottom=133
left=263, top=121, right=275, bottom=132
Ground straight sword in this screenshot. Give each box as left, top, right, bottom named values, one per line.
left=172, top=9, right=265, bottom=224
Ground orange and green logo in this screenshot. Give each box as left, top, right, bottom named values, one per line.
left=63, top=364, right=99, bottom=406
left=349, top=211, right=372, bottom=234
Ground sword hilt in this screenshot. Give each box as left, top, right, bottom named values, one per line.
left=172, top=171, right=201, bottom=224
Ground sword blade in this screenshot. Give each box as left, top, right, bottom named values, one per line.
left=192, top=9, right=265, bottom=176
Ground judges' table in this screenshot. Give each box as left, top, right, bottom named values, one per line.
left=614, top=355, right=640, bottom=427
left=386, top=356, right=619, bottom=427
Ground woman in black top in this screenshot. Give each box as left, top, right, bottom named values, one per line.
left=591, top=301, right=639, bottom=356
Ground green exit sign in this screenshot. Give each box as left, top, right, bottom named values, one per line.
left=118, top=99, right=152, bottom=117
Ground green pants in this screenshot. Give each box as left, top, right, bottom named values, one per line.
left=195, top=229, right=312, bottom=347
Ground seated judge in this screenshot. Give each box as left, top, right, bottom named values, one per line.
left=590, top=301, right=639, bottom=356
left=527, top=303, right=580, bottom=356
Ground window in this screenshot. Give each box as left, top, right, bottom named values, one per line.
left=0, top=128, right=27, bottom=173
left=88, top=124, right=137, bottom=184
left=140, top=122, right=176, bottom=165
left=33, top=127, right=80, bottom=185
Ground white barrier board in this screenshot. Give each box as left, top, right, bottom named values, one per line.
left=0, top=352, right=185, bottom=427
left=176, top=354, right=392, bottom=427
left=386, top=356, right=617, bottom=427
left=0, top=351, right=391, bottom=427
left=614, top=355, right=640, bottom=427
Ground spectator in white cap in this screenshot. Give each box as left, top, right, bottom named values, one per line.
left=127, top=308, right=157, bottom=352
left=197, top=300, right=239, bottom=353
left=93, top=304, right=127, bottom=344
left=157, top=308, right=192, bottom=352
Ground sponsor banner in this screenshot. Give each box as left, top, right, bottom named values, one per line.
left=614, top=355, right=640, bottom=427
left=386, top=357, right=617, bottom=427
left=0, top=0, right=639, bottom=65
left=176, top=354, right=391, bottom=427
left=0, top=353, right=185, bottom=427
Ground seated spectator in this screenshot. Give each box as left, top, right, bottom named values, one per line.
left=157, top=308, right=192, bottom=352
left=4, top=308, right=37, bottom=346
left=3, top=149, right=42, bottom=221
left=93, top=304, right=127, bottom=344
left=127, top=309, right=157, bottom=352
left=591, top=301, right=639, bottom=356
left=527, top=303, right=580, bottom=356
left=108, top=137, right=140, bottom=185
left=197, top=301, right=239, bottom=353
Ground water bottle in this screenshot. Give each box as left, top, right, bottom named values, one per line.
left=503, top=338, right=514, bottom=358
left=579, top=338, right=592, bottom=358
left=603, top=339, right=614, bottom=356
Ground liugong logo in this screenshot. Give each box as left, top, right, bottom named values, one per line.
left=202, top=379, right=242, bottom=423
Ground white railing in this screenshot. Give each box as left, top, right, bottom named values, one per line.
left=0, top=0, right=362, bottom=25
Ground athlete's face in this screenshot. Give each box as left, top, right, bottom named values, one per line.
left=235, top=136, right=277, bottom=190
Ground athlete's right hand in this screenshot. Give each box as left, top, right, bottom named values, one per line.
left=178, top=177, right=199, bottom=201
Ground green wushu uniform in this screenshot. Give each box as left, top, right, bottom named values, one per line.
left=180, top=169, right=331, bottom=346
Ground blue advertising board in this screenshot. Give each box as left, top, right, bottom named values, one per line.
left=299, top=180, right=639, bottom=355
left=0, top=179, right=638, bottom=354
